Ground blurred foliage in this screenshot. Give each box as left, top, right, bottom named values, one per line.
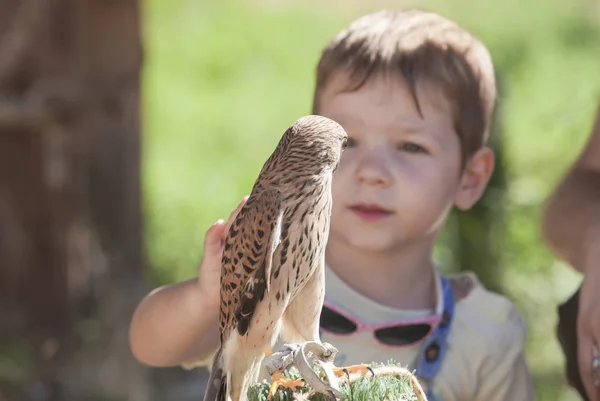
left=141, top=0, right=600, bottom=400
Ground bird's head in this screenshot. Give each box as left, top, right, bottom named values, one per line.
left=279, top=115, right=349, bottom=175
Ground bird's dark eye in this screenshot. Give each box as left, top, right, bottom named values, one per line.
left=342, top=137, right=357, bottom=149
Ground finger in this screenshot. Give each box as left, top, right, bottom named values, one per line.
left=593, top=336, right=600, bottom=400
left=203, top=219, right=226, bottom=256
left=228, top=195, right=249, bottom=223
left=222, top=195, right=249, bottom=242
left=577, top=327, right=599, bottom=401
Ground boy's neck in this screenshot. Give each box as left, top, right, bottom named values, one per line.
left=325, top=240, right=437, bottom=310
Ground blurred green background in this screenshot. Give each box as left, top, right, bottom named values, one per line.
left=142, top=0, right=600, bottom=399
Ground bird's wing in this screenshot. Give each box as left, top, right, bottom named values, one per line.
left=219, top=189, right=284, bottom=340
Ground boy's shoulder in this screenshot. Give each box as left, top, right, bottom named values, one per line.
left=437, top=271, right=534, bottom=400
left=446, top=270, right=527, bottom=350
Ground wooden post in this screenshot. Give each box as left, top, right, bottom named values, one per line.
left=0, top=1, right=150, bottom=399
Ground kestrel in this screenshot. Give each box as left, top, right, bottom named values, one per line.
left=203, top=115, right=348, bottom=401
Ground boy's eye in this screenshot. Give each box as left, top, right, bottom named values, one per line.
left=398, top=142, right=426, bottom=153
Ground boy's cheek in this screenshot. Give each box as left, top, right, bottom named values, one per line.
left=331, top=174, right=350, bottom=201
left=329, top=198, right=346, bottom=221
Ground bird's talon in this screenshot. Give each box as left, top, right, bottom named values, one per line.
left=267, top=369, right=305, bottom=400
left=265, top=342, right=345, bottom=399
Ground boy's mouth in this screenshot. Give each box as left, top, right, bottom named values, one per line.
left=348, top=203, right=394, bottom=222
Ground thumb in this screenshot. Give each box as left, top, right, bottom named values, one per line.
left=203, top=219, right=226, bottom=258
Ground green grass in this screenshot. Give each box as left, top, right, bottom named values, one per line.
left=141, top=0, right=600, bottom=399
left=248, top=361, right=424, bottom=401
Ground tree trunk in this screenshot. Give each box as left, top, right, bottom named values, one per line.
left=0, top=1, right=150, bottom=400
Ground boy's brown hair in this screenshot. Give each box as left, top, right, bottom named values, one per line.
left=312, top=9, right=497, bottom=165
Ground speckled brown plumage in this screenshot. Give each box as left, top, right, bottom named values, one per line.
left=203, top=115, right=348, bottom=401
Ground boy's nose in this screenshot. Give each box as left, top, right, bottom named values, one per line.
left=355, top=153, right=392, bottom=188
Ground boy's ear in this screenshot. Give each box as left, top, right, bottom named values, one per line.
left=454, top=146, right=495, bottom=211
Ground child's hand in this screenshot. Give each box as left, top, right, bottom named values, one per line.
left=197, top=195, right=249, bottom=311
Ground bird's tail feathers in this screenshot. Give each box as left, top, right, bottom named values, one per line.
left=202, top=347, right=228, bottom=401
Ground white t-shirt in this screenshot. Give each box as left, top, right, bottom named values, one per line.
left=321, top=267, right=535, bottom=401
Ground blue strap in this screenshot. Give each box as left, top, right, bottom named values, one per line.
left=413, top=275, right=455, bottom=401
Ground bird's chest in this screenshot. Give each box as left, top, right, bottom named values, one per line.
left=272, top=201, right=331, bottom=298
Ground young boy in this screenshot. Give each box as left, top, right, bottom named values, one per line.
left=129, top=9, right=534, bottom=401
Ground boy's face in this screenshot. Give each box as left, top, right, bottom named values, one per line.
left=317, top=72, right=494, bottom=253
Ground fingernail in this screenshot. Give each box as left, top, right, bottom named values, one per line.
left=215, top=219, right=224, bottom=225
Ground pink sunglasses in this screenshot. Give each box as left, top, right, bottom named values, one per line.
left=319, top=274, right=445, bottom=347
